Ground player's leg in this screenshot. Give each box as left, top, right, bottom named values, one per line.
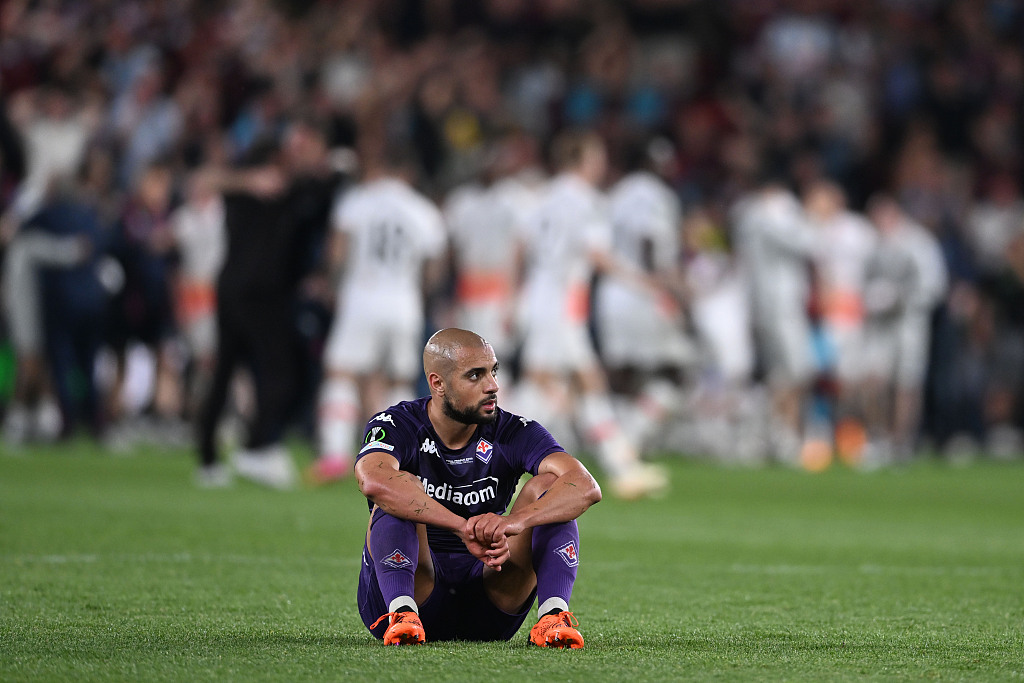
left=310, top=308, right=376, bottom=484
left=381, top=315, right=421, bottom=409
left=482, top=473, right=585, bottom=648
left=313, top=367, right=362, bottom=480
left=892, top=310, right=930, bottom=461
left=362, top=506, right=435, bottom=644
left=196, top=302, right=242, bottom=473
left=574, top=360, right=669, bottom=500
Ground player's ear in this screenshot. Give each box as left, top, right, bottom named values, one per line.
left=428, top=371, right=445, bottom=395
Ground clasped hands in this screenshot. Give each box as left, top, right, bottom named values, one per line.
left=456, top=513, right=525, bottom=572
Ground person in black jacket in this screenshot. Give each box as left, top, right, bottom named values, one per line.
left=195, top=118, right=345, bottom=488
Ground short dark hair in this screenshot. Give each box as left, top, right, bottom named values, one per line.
left=549, top=128, right=603, bottom=171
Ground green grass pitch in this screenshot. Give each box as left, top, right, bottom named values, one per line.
left=2, top=442, right=1022, bottom=681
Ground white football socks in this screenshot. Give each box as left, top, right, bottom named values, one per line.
left=537, top=597, right=568, bottom=619
left=578, top=393, right=637, bottom=477
left=318, top=377, right=359, bottom=461
left=389, top=596, right=419, bottom=614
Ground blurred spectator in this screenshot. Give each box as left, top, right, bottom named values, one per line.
left=106, top=160, right=181, bottom=423
left=31, top=176, right=112, bottom=440
left=2, top=217, right=83, bottom=444
left=976, top=231, right=1024, bottom=456
left=966, top=172, right=1024, bottom=276
left=6, top=85, right=99, bottom=220
left=108, top=60, right=182, bottom=188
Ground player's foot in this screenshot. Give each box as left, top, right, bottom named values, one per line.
left=529, top=610, right=584, bottom=649
left=195, top=463, right=232, bottom=488
left=370, top=610, right=426, bottom=645
left=609, top=462, right=669, bottom=500
left=233, top=446, right=297, bottom=490
left=304, top=456, right=351, bottom=486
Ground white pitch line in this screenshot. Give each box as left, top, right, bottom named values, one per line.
left=0, top=553, right=361, bottom=567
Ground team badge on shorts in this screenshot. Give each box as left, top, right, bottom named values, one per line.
left=475, top=439, right=493, bottom=464
left=382, top=549, right=414, bottom=569
left=555, top=541, right=579, bottom=567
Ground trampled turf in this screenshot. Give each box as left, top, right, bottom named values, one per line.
left=1, top=442, right=1022, bottom=681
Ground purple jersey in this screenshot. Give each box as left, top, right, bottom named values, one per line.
left=356, top=397, right=563, bottom=553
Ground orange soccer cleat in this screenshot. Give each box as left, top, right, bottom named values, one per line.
left=528, top=611, right=584, bottom=649
left=370, top=610, right=426, bottom=645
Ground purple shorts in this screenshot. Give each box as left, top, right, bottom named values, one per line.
left=357, top=545, right=536, bottom=642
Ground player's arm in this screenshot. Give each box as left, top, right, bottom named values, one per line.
left=591, top=246, right=681, bottom=315
left=325, top=229, right=349, bottom=290
left=355, top=451, right=466, bottom=531
left=466, top=452, right=601, bottom=543
left=355, top=451, right=511, bottom=569
left=200, top=164, right=287, bottom=199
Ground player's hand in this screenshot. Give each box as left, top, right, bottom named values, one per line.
left=456, top=526, right=509, bottom=571
left=464, top=513, right=525, bottom=545
left=483, top=536, right=510, bottom=569
left=245, top=166, right=287, bottom=198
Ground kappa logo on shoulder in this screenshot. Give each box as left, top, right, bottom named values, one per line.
left=382, top=549, right=414, bottom=569
left=371, top=412, right=395, bottom=425
left=555, top=541, right=579, bottom=567
left=475, top=439, right=493, bottom=463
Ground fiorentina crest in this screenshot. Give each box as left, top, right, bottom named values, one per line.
left=382, top=549, right=413, bottom=569
left=555, top=541, right=579, bottom=567
left=475, top=439, right=493, bottom=464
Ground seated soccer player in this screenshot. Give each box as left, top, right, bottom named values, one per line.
left=354, top=328, right=602, bottom=647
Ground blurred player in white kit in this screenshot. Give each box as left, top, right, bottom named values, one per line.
left=514, top=129, right=668, bottom=499
left=733, top=175, right=818, bottom=462
left=310, top=147, right=447, bottom=484
left=802, top=180, right=877, bottom=463
left=594, top=138, right=693, bottom=450
left=858, top=195, right=947, bottom=465
left=443, top=131, right=544, bottom=362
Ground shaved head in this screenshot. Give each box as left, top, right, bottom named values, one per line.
left=423, top=328, right=491, bottom=382
left=423, top=328, right=500, bottom=425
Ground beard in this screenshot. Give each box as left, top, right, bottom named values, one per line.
left=441, top=393, right=498, bottom=425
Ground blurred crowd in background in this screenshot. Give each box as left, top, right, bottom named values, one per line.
left=1, top=0, right=1023, bottom=477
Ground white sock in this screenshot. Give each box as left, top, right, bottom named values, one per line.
left=318, top=377, right=359, bottom=461
left=632, top=380, right=679, bottom=445
left=388, top=596, right=418, bottom=614
left=537, top=597, right=568, bottom=619
left=577, top=393, right=636, bottom=477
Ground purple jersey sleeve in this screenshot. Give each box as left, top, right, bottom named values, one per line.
left=500, top=415, right=564, bottom=476
left=355, top=407, right=419, bottom=471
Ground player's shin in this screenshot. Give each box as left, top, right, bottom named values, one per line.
left=368, top=509, right=420, bottom=614
left=318, top=377, right=359, bottom=461
left=531, top=519, right=579, bottom=618
left=578, top=393, right=635, bottom=476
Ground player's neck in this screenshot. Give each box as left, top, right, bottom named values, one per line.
left=425, top=398, right=477, bottom=451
